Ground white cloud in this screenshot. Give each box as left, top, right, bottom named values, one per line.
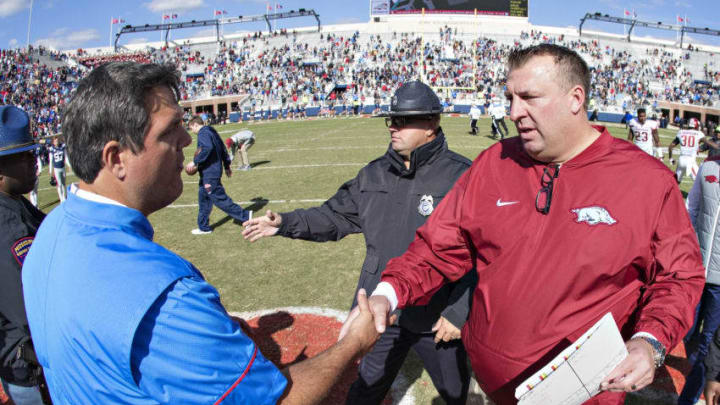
left=8, top=38, right=17, bottom=47
left=0, top=0, right=28, bottom=17
left=127, top=37, right=149, bottom=44
left=192, top=28, right=216, bottom=38
left=144, top=0, right=205, bottom=12
left=34, top=28, right=100, bottom=50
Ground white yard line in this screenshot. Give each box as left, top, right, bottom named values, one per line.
left=169, top=198, right=327, bottom=208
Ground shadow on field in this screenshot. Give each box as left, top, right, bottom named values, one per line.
left=210, top=198, right=269, bottom=229
left=250, top=160, right=271, bottom=168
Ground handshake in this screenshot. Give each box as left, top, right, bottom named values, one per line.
left=339, top=291, right=395, bottom=343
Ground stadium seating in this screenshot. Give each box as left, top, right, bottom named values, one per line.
left=1, top=19, right=718, bottom=136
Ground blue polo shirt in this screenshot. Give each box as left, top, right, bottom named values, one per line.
left=23, top=189, right=286, bottom=404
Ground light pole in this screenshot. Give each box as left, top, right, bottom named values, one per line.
left=26, top=0, right=34, bottom=50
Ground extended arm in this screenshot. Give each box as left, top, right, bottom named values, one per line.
left=277, top=289, right=379, bottom=405
left=243, top=178, right=362, bottom=243
left=132, top=278, right=378, bottom=405
left=652, top=128, right=660, bottom=147
left=627, top=128, right=634, bottom=142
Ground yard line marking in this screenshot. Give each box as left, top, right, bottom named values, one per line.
left=169, top=198, right=327, bottom=208
left=260, top=145, right=383, bottom=153
left=253, top=163, right=365, bottom=170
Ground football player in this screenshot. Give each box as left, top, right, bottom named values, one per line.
left=628, top=108, right=661, bottom=158
left=669, top=118, right=705, bottom=184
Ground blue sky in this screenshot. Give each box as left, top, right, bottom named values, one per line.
left=0, top=0, right=717, bottom=50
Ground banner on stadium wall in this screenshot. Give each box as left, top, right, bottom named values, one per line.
left=371, top=0, right=529, bottom=17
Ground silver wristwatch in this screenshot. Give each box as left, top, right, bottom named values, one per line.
left=638, top=336, right=667, bottom=368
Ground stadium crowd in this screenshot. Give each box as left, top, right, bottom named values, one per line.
left=0, top=28, right=718, bottom=137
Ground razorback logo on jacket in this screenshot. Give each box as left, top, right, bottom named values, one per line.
left=706, top=175, right=718, bottom=184
left=571, top=206, right=617, bottom=226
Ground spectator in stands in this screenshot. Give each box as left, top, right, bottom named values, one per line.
left=21, top=61, right=381, bottom=405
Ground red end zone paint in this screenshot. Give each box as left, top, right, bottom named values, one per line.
left=233, top=312, right=393, bottom=405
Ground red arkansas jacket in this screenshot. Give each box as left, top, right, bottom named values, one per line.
left=380, top=127, right=704, bottom=404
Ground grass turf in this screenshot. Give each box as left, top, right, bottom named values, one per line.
left=33, top=116, right=696, bottom=404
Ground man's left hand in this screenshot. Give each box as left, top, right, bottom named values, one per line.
left=432, top=316, right=461, bottom=343
left=225, top=167, right=232, bottom=178
left=600, top=338, right=656, bottom=392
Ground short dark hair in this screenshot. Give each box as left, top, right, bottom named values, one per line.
left=63, top=62, right=180, bottom=183
left=188, top=116, right=204, bottom=126
left=507, top=44, right=590, bottom=109
left=637, top=108, right=646, bottom=115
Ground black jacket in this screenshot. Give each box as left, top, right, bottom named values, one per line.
left=278, top=130, right=477, bottom=333
left=0, top=193, right=44, bottom=385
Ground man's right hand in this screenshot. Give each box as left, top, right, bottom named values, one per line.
left=338, top=294, right=393, bottom=342
left=337, top=289, right=381, bottom=354
left=706, top=381, right=720, bottom=405
left=242, top=210, right=282, bottom=241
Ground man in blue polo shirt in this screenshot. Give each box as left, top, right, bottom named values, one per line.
left=21, top=62, right=379, bottom=405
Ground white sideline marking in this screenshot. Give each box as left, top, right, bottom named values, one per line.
left=261, top=145, right=382, bottom=153
left=169, top=198, right=326, bottom=208
left=229, top=307, right=416, bottom=405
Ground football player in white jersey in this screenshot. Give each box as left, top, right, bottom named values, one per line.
left=627, top=108, right=661, bottom=158
left=669, top=118, right=705, bottom=184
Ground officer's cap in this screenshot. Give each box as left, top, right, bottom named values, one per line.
left=0, top=105, right=36, bottom=157
left=378, top=81, right=443, bottom=117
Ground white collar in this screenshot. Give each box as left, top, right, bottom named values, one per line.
left=70, top=183, right=127, bottom=208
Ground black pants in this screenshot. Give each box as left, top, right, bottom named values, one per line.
left=346, top=325, right=470, bottom=405
left=470, top=119, right=478, bottom=135
left=493, top=118, right=508, bottom=139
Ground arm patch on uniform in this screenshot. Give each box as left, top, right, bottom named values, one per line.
left=12, top=237, right=34, bottom=266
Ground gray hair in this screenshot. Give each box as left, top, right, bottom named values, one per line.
left=62, top=62, right=180, bottom=183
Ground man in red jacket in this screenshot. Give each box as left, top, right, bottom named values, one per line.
left=340, top=44, right=705, bottom=404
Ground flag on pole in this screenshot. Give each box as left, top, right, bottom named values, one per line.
left=276, top=4, right=283, bottom=9
left=267, top=4, right=273, bottom=11
left=214, top=10, right=223, bottom=15
left=162, top=14, right=170, bottom=20
left=171, top=14, right=178, bottom=19
left=111, top=18, right=119, bottom=24
left=632, top=9, right=637, bottom=18
left=624, top=9, right=630, bottom=16
left=677, top=16, right=683, bottom=23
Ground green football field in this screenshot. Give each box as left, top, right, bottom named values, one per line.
left=34, top=116, right=697, bottom=404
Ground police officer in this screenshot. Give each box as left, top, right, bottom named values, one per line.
left=186, top=116, right=252, bottom=235
left=0, top=105, right=48, bottom=404
left=242, top=81, right=476, bottom=404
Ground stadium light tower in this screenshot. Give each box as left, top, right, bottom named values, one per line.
left=26, top=0, right=34, bottom=50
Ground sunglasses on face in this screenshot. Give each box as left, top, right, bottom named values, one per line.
left=384, top=115, right=434, bottom=128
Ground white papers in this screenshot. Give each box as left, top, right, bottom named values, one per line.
left=515, top=313, right=628, bottom=405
